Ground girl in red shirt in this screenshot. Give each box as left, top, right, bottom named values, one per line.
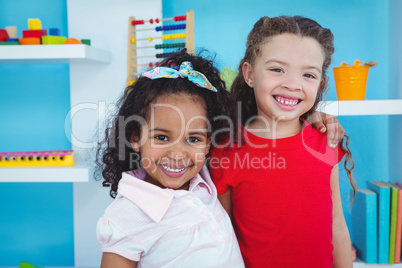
left=209, top=16, right=357, bottom=268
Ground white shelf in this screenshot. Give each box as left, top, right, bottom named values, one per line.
left=0, top=165, right=89, bottom=182
left=0, top=44, right=111, bottom=64
left=354, top=261, right=402, bottom=267
left=319, top=99, right=402, bottom=116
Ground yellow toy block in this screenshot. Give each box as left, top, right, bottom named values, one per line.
left=0, top=150, right=74, bottom=168
left=28, top=18, right=42, bottom=30
left=42, top=36, right=67, bottom=45
left=0, top=155, right=74, bottom=167
left=5, top=26, right=17, bottom=39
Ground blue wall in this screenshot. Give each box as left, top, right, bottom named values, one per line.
left=0, top=0, right=390, bottom=265
left=163, top=0, right=390, bottom=236
left=0, top=0, right=74, bottom=266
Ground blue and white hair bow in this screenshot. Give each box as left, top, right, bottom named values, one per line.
left=142, top=61, right=217, bottom=92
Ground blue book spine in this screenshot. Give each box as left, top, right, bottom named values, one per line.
left=352, top=189, right=377, bottom=263
left=368, top=181, right=391, bottom=264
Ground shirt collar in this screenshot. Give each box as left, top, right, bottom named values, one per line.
left=117, top=167, right=212, bottom=223
left=189, top=166, right=213, bottom=195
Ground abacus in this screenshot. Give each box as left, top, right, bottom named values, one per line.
left=0, top=150, right=74, bottom=168
left=126, top=10, right=195, bottom=86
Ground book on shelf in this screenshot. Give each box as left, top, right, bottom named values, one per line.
left=368, top=181, right=391, bottom=264
left=394, top=182, right=402, bottom=263
left=388, top=183, right=399, bottom=264
left=352, top=188, right=377, bottom=263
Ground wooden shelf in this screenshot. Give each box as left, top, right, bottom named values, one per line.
left=0, top=165, right=89, bottom=182
left=0, top=44, right=111, bottom=64
left=319, top=99, right=402, bottom=116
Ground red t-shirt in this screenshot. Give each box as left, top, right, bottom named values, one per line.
left=209, top=121, right=345, bottom=268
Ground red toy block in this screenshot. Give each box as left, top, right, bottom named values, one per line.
left=22, top=29, right=47, bottom=38
left=0, top=29, right=10, bottom=42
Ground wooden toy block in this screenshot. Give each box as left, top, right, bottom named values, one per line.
left=0, top=41, right=19, bottom=45
left=5, top=26, right=17, bottom=38
left=81, top=39, right=91, bottom=45
left=6, top=38, right=18, bottom=42
left=28, top=18, right=42, bottom=30
left=19, top=37, right=41, bottom=45
left=48, top=28, right=60, bottom=36
left=0, top=29, right=10, bottom=42
left=23, top=29, right=47, bottom=38
left=41, top=36, right=67, bottom=45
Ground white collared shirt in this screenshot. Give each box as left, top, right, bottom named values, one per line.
left=97, top=166, right=244, bottom=267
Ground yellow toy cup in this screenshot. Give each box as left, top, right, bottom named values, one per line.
left=333, top=60, right=377, bottom=100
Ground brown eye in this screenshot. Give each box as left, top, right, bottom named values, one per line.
left=304, top=73, right=316, bottom=79
left=270, top=68, right=283, bottom=73
left=155, top=135, right=168, bottom=141
left=187, top=137, right=200, bottom=143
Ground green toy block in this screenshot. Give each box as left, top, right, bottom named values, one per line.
left=220, top=67, right=239, bottom=91
left=81, top=39, right=91, bottom=45
left=19, top=262, right=43, bottom=268
left=0, top=41, right=19, bottom=45
left=41, top=35, right=67, bottom=45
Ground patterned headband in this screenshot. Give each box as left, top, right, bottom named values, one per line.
left=142, top=61, right=217, bottom=92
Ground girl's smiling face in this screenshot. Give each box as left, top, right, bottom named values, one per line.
left=131, top=93, right=211, bottom=190
left=243, top=33, right=325, bottom=124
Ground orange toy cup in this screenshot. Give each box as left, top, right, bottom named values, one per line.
left=333, top=60, right=377, bottom=100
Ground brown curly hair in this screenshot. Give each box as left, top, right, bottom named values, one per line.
left=231, top=16, right=356, bottom=202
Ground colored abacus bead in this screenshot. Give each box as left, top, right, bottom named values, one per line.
left=131, top=38, right=136, bottom=43
left=148, top=37, right=153, bottom=42
left=132, top=20, right=145, bottom=25
left=155, top=52, right=177, bottom=59
left=174, top=16, right=185, bottom=21
left=155, top=24, right=186, bottom=32
left=149, top=19, right=154, bottom=24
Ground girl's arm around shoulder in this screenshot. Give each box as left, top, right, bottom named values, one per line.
left=308, top=111, right=346, bottom=148
left=101, top=252, right=137, bottom=268
left=330, top=164, right=353, bottom=268
left=218, top=187, right=233, bottom=219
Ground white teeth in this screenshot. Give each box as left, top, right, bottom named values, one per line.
left=161, top=165, right=185, bottom=172
left=275, top=96, right=299, bottom=106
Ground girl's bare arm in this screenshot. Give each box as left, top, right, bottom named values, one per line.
left=331, top=165, right=353, bottom=268
left=218, top=188, right=233, bottom=219
left=101, top=253, right=137, bottom=268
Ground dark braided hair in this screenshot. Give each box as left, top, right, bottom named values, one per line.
left=95, top=49, right=238, bottom=198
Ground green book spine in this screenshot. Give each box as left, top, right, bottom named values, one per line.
left=389, top=183, right=399, bottom=264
